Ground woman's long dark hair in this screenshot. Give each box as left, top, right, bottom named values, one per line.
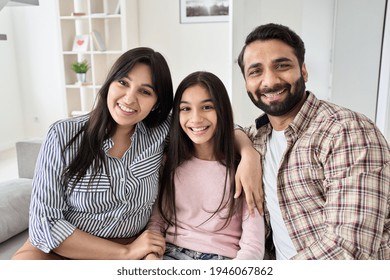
left=62, top=47, right=173, bottom=190
left=158, top=71, right=241, bottom=232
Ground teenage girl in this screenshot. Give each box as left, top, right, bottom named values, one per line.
left=147, top=71, right=265, bottom=260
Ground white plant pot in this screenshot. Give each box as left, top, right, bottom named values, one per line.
left=76, top=73, right=86, bottom=83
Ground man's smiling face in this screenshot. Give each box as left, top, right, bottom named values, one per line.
left=243, top=39, right=308, bottom=117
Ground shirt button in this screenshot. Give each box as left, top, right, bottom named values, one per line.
left=120, top=178, right=125, bottom=183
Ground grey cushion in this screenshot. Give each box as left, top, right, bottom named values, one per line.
left=15, top=140, right=42, bottom=179
left=0, top=230, right=29, bottom=260
left=0, top=178, right=32, bottom=243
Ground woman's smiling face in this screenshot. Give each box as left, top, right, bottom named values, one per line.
left=107, top=63, right=158, bottom=132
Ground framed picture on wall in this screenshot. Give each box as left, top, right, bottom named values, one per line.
left=180, top=0, right=229, bottom=23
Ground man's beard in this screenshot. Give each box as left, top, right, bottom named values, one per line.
left=247, top=76, right=306, bottom=116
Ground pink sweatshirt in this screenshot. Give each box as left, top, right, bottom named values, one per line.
left=148, top=157, right=265, bottom=259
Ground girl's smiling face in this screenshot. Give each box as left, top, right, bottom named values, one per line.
left=179, top=84, right=217, bottom=158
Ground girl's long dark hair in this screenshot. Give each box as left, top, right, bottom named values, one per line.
left=158, top=71, right=241, bottom=232
left=61, top=47, right=173, bottom=190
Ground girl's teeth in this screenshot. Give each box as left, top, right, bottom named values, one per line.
left=191, top=127, right=206, bottom=132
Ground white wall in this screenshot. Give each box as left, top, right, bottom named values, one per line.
left=377, top=0, right=390, bottom=141
left=331, top=0, right=386, bottom=122
left=136, top=0, right=230, bottom=91
left=11, top=0, right=65, bottom=138
left=0, top=7, right=25, bottom=150
left=0, top=0, right=64, bottom=150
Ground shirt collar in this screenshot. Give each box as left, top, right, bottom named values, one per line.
left=288, top=91, right=319, bottom=137
left=103, top=121, right=148, bottom=151
left=255, top=91, right=319, bottom=138
left=255, top=114, right=270, bottom=129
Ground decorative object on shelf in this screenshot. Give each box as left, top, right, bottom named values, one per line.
left=71, top=12, right=86, bottom=16
left=91, top=30, right=106, bottom=51
left=58, top=0, right=129, bottom=117
left=180, top=0, right=229, bottom=23
left=71, top=59, right=90, bottom=84
left=72, top=34, right=89, bottom=52
left=115, top=0, right=120, bottom=14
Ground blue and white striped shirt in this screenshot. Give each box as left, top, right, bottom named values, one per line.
left=29, top=115, right=170, bottom=253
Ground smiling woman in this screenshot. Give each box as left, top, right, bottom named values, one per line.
left=107, top=63, right=158, bottom=134
left=11, top=47, right=174, bottom=260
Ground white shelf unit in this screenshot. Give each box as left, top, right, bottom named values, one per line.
left=57, top=0, right=127, bottom=117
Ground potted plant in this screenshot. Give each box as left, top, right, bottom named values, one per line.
left=71, top=59, right=89, bottom=83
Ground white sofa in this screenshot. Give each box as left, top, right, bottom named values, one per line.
left=0, top=140, right=42, bottom=259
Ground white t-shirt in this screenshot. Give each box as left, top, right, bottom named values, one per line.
left=263, top=129, right=297, bottom=259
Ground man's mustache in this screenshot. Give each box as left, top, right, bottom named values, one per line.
left=256, top=83, right=291, bottom=95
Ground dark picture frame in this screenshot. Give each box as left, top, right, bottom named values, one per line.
left=180, top=0, right=229, bottom=23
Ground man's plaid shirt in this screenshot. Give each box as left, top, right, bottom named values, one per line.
left=244, top=92, right=390, bottom=259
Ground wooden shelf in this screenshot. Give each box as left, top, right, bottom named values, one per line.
left=57, top=0, right=127, bottom=117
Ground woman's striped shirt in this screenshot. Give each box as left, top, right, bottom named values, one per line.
left=29, top=115, right=170, bottom=253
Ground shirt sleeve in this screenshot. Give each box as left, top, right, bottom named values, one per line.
left=234, top=202, right=265, bottom=260
left=292, top=119, right=390, bottom=260
left=242, top=124, right=258, bottom=141
left=29, top=125, right=76, bottom=253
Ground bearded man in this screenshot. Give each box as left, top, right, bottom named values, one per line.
left=237, top=23, right=390, bottom=260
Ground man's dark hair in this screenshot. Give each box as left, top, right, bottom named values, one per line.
left=237, top=23, right=306, bottom=76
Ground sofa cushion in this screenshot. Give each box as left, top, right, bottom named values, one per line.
left=16, top=140, right=42, bottom=179
left=0, top=178, right=32, bottom=243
